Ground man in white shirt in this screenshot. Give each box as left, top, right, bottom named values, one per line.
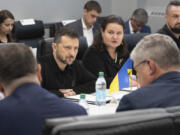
left=67, top=0, right=102, bottom=47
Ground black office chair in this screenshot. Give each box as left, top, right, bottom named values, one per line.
left=43, top=108, right=173, bottom=135
left=13, top=20, right=44, bottom=48
left=76, top=36, right=88, bottom=60
left=166, top=105, right=180, bottom=135
left=37, top=37, right=53, bottom=63
left=37, top=36, right=87, bottom=62
left=49, top=22, right=64, bottom=37
left=124, top=33, right=150, bottom=53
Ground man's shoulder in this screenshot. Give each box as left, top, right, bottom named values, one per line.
left=122, top=86, right=154, bottom=100
left=39, top=54, right=51, bottom=64
left=67, top=19, right=81, bottom=27
left=124, top=20, right=130, bottom=34
left=157, top=25, right=167, bottom=34
left=83, top=47, right=102, bottom=61
left=144, top=25, right=151, bottom=30
left=124, top=20, right=129, bottom=26
left=86, top=47, right=99, bottom=54
left=71, top=60, right=84, bottom=68
left=141, top=25, right=151, bottom=33
left=0, top=83, right=86, bottom=116
left=46, top=92, right=87, bottom=115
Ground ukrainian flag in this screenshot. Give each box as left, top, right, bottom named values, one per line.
left=109, top=58, right=133, bottom=94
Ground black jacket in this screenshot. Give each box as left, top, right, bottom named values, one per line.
left=157, top=24, right=180, bottom=49
left=82, top=47, right=129, bottom=87
left=40, top=54, right=96, bottom=97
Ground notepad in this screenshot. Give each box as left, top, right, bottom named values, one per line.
left=66, top=94, right=112, bottom=104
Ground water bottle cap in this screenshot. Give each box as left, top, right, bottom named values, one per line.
left=80, top=93, right=86, bottom=99
left=99, top=72, right=104, bottom=76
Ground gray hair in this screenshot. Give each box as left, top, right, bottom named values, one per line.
left=130, top=34, right=180, bottom=70
left=131, top=8, right=148, bottom=24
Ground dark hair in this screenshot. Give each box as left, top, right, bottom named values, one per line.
left=0, top=10, right=15, bottom=42
left=166, top=1, right=180, bottom=13
left=0, top=43, right=37, bottom=85
left=0, top=10, right=14, bottom=24
left=84, top=0, right=102, bottom=13
left=54, top=27, right=79, bottom=44
left=131, top=8, right=148, bottom=24
left=92, top=15, right=129, bottom=58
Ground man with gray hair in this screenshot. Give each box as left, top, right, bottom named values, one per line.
left=117, top=33, right=180, bottom=112
left=125, top=8, right=151, bottom=34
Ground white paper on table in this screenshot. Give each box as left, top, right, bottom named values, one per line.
left=66, top=94, right=112, bottom=104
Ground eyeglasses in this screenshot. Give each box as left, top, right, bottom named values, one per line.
left=134, top=60, right=147, bottom=72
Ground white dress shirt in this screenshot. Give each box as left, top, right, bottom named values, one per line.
left=82, top=18, right=94, bottom=47
left=129, top=20, right=140, bottom=34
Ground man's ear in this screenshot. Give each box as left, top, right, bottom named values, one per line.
left=52, top=43, right=56, bottom=51
left=83, top=9, right=87, bottom=15
left=36, top=64, right=42, bottom=84
left=0, top=82, right=5, bottom=95
left=147, top=59, right=156, bottom=76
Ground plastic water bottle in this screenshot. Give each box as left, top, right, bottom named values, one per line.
left=78, top=93, right=89, bottom=112
left=96, top=72, right=106, bottom=106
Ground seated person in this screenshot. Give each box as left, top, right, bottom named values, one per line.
left=157, top=1, right=180, bottom=49
left=0, top=43, right=86, bottom=135
left=40, top=27, right=96, bottom=97
left=0, top=10, right=15, bottom=43
left=124, top=8, right=151, bottom=34
left=82, top=15, right=129, bottom=88
left=67, top=0, right=101, bottom=47
left=117, top=34, right=180, bottom=112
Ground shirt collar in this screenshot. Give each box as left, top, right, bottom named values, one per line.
left=129, top=20, right=140, bottom=34
left=129, top=20, right=134, bottom=34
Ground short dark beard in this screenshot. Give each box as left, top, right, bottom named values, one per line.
left=169, top=24, right=180, bottom=34
left=171, top=27, right=180, bottom=34
left=56, top=51, right=67, bottom=64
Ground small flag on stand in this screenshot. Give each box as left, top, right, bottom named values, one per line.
left=109, top=58, right=133, bottom=94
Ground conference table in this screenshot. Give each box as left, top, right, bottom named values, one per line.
left=67, top=87, right=137, bottom=116
left=88, top=102, right=119, bottom=115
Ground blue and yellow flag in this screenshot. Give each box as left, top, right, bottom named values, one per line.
left=109, top=58, right=133, bottom=94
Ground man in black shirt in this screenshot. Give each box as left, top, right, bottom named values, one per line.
left=40, top=27, right=96, bottom=97
left=157, top=1, right=180, bottom=49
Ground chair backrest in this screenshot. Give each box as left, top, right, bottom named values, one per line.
left=13, top=20, right=44, bottom=48
left=37, top=37, right=53, bottom=62
left=76, top=36, right=88, bottom=60
left=37, top=36, right=87, bottom=62
left=124, top=33, right=149, bottom=53
left=49, top=22, right=64, bottom=37
left=166, top=105, right=180, bottom=135
left=43, top=108, right=174, bottom=135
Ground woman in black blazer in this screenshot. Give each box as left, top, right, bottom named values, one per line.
left=82, top=15, right=129, bottom=88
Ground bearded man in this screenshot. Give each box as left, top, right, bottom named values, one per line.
left=40, top=27, right=96, bottom=97
left=158, top=1, right=180, bottom=49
